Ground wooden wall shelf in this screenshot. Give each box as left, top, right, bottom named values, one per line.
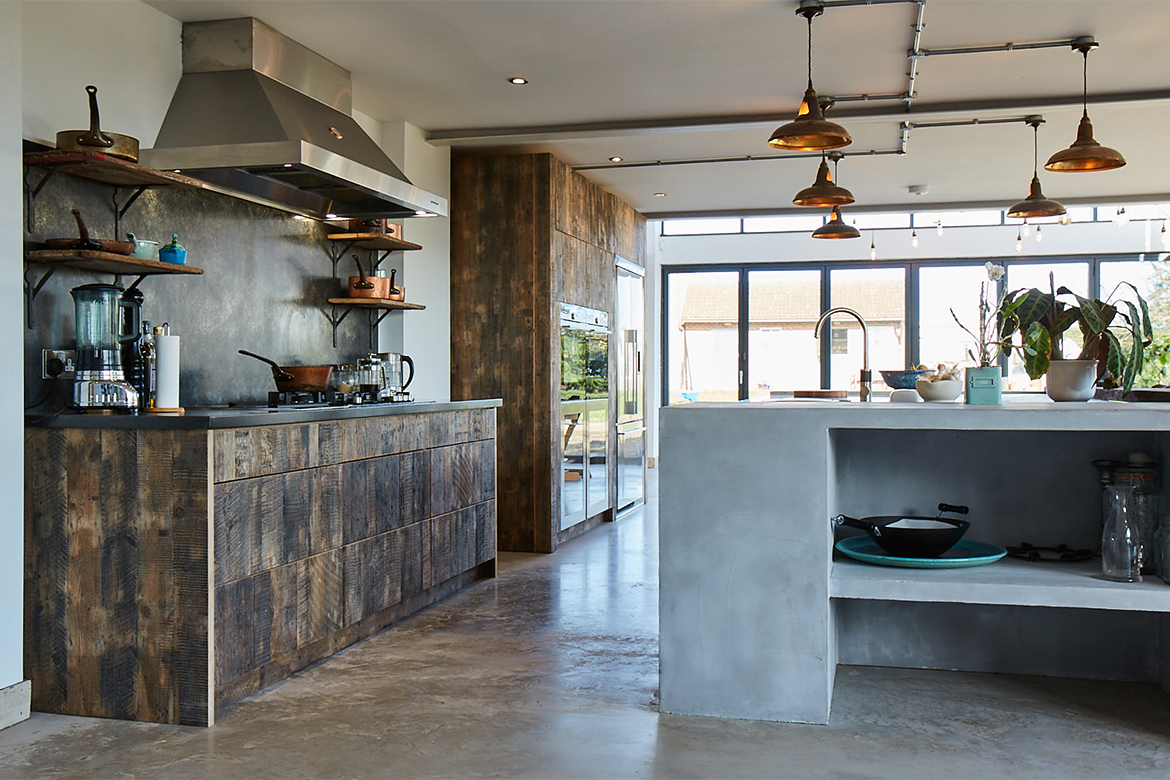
left=23, top=149, right=207, bottom=236
left=326, top=233, right=423, bottom=252
left=327, top=297, right=426, bottom=348
left=25, top=249, right=204, bottom=277
left=327, top=297, right=424, bottom=310
left=23, top=249, right=203, bottom=328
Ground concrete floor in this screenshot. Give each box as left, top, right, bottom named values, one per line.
left=3, top=478, right=1170, bottom=778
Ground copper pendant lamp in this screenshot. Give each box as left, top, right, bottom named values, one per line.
left=1045, top=40, right=1125, bottom=172
left=1008, top=117, right=1066, bottom=219
left=793, top=151, right=855, bottom=207
left=768, top=1, right=852, bottom=151
left=812, top=206, right=861, bottom=239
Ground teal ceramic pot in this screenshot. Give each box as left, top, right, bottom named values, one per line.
left=158, top=234, right=187, bottom=265
left=965, top=366, right=1002, bottom=405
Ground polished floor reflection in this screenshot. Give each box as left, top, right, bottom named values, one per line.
left=2, top=477, right=1170, bottom=778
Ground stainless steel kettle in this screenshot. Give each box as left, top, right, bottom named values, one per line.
left=376, top=352, right=415, bottom=393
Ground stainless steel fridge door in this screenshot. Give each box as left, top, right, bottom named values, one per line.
left=616, top=265, right=645, bottom=426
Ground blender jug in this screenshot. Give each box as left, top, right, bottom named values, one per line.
left=71, top=284, right=139, bottom=410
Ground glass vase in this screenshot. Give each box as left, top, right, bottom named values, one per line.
left=1101, top=485, right=1143, bottom=582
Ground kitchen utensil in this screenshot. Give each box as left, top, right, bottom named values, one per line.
left=879, top=369, right=931, bottom=389
left=347, top=218, right=386, bottom=234
left=238, top=350, right=333, bottom=392
left=347, top=254, right=390, bottom=298
left=888, top=389, right=921, bottom=403
left=120, top=287, right=149, bottom=409
left=835, top=537, right=1007, bottom=569
left=357, top=353, right=389, bottom=397
left=71, top=283, right=138, bottom=410
left=159, top=234, right=187, bottom=265
left=916, top=377, right=963, bottom=402
left=377, top=352, right=414, bottom=392
left=127, top=233, right=159, bottom=260
left=46, top=209, right=135, bottom=255
left=834, top=503, right=970, bottom=558
left=55, top=85, right=140, bottom=162
left=1005, top=543, right=1093, bottom=563
left=331, top=365, right=360, bottom=393
left=385, top=268, right=405, bottom=301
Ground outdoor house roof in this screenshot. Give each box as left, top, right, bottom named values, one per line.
left=678, top=279, right=904, bottom=329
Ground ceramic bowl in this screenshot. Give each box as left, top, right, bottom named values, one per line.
left=916, top=377, right=963, bottom=402
left=880, top=369, right=931, bottom=389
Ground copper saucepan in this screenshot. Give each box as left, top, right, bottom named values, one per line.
left=55, top=86, right=140, bottom=162
left=238, top=350, right=333, bottom=392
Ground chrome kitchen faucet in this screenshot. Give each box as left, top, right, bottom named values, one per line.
left=815, top=307, right=871, bottom=402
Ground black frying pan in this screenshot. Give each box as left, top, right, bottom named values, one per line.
left=834, top=503, right=970, bottom=558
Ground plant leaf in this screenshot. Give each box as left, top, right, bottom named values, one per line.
left=1014, top=289, right=1053, bottom=329
left=1023, top=321, right=1051, bottom=380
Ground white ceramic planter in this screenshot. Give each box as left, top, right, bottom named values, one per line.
left=1045, top=359, right=1099, bottom=402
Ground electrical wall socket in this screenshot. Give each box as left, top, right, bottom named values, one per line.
left=41, top=349, right=76, bottom=380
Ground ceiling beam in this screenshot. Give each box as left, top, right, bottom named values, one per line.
left=427, top=90, right=1170, bottom=146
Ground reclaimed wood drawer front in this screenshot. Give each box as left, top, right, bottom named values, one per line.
left=25, top=428, right=212, bottom=727
left=212, top=410, right=496, bottom=483
left=213, top=433, right=498, bottom=706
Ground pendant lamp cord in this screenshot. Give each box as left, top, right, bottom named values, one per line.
left=1081, top=48, right=1089, bottom=119
left=807, top=14, right=814, bottom=89
left=1032, top=123, right=1039, bottom=177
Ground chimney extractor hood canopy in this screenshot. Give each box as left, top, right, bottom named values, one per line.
left=141, top=18, right=446, bottom=220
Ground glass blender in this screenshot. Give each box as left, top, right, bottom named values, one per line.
left=71, top=284, right=139, bottom=410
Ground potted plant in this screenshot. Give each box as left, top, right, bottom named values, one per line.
left=999, top=272, right=1153, bottom=401
left=950, top=262, right=1008, bottom=404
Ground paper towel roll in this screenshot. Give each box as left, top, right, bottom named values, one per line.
left=154, top=334, right=181, bottom=409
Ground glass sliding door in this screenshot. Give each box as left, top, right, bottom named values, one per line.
left=919, top=265, right=988, bottom=368
left=747, top=269, right=821, bottom=399
left=829, top=268, right=907, bottom=393
left=665, top=270, right=742, bottom=403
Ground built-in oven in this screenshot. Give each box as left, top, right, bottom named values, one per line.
left=559, top=303, right=610, bottom=531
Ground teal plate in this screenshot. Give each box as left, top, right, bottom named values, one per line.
left=835, top=537, right=1007, bottom=569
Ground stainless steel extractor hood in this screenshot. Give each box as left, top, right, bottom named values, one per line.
left=141, top=18, right=447, bottom=220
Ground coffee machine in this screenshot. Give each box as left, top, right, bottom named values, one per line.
left=71, top=283, right=139, bottom=410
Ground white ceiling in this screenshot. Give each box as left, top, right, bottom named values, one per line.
left=145, top=0, right=1170, bottom=217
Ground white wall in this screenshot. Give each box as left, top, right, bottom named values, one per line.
left=22, top=1, right=180, bottom=147
left=377, top=121, right=452, bottom=402
left=2, top=1, right=26, bottom=703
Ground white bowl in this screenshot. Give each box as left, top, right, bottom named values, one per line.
left=916, top=377, right=962, bottom=402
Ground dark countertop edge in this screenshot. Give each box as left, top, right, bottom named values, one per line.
left=26, top=399, right=503, bottom=430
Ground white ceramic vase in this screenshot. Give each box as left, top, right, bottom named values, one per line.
left=1045, top=359, right=1099, bottom=402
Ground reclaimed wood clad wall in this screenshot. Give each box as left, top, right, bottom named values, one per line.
left=211, top=410, right=497, bottom=707
left=451, top=152, right=645, bottom=553
left=25, top=428, right=211, bottom=726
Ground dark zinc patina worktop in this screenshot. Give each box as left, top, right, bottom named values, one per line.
left=25, top=400, right=500, bottom=726
left=27, top=399, right=501, bottom=429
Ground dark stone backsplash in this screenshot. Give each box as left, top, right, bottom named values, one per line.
left=24, top=173, right=397, bottom=410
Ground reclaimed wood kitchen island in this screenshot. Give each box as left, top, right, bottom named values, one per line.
left=24, top=400, right=499, bottom=726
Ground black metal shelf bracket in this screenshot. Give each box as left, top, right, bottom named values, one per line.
left=367, top=308, right=394, bottom=349
left=372, top=250, right=396, bottom=272
left=112, top=185, right=150, bottom=238
left=24, top=166, right=58, bottom=233
left=329, top=303, right=354, bottom=348
left=328, top=241, right=359, bottom=278
left=23, top=265, right=58, bottom=329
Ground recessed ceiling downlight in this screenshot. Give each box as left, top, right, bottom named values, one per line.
left=654, top=192, right=667, bottom=197
left=609, top=156, right=623, bottom=163
left=509, top=77, right=529, bottom=85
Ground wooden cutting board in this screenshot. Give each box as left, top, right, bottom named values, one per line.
left=793, top=389, right=849, bottom=399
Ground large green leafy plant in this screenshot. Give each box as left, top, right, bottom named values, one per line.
left=999, top=273, right=1153, bottom=394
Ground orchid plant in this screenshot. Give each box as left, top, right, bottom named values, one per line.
left=951, top=262, right=1009, bottom=368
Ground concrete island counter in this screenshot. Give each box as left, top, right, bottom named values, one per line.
left=25, top=400, right=500, bottom=726
left=659, top=401, right=1170, bottom=725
